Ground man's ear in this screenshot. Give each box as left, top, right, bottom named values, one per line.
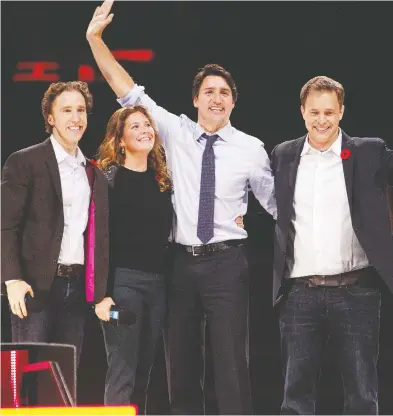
left=339, top=104, right=345, bottom=121
left=48, top=114, right=55, bottom=127
left=300, top=105, right=305, bottom=120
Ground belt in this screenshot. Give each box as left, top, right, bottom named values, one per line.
left=176, top=239, right=244, bottom=256
left=295, top=267, right=373, bottom=287
left=56, top=263, right=85, bottom=278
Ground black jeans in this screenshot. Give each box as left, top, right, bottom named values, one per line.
left=279, top=278, right=381, bottom=415
left=10, top=276, right=87, bottom=365
left=166, top=245, right=252, bottom=415
left=102, top=267, right=166, bottom=411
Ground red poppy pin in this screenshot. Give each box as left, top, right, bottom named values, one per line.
left=340, top=149, right=351, bottom=160
left=89, top=159, right=99, bottom=167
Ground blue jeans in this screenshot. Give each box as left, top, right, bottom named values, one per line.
left=102, top=267, right=166, bottom=410
left=279, top=280, right=380, bottom=415
left=10, top=276, right=87, bottom=365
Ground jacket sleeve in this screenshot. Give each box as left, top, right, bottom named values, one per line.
left=105, top=185, right=116, bottom=298
left=382, top=141, right=393, bottom=186
left=271, top=145, right=279, bottom=174
left=379, top=141, right=393, bottom=234
left=1, top=151, right=30, bottom=285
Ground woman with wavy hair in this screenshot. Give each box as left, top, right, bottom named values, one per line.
left=94, top=105, right=173, bottom=408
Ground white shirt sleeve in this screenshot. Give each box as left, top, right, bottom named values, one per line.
left=248, top=145, right=277, bottom=219
left=5, top=279, right=20, bottom=286
left=117, top=84, right=182, bottom=150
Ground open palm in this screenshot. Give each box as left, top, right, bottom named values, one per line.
left=86, top=0, right=114, bottom=39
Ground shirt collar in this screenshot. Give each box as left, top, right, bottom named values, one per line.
left=301, top=128, right=342, bottom=157
left=194, top=121, right=233, bottom=142
left=50, top=135, right=86, bottom=166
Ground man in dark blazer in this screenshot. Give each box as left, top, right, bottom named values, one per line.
left=271, top=76, right=393, bottom=415
left=1, top=81, right=109, bottom=363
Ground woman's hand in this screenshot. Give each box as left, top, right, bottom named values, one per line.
left=95, top=296, right=115, bottom=321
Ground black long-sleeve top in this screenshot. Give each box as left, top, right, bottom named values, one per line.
left=109, top=166, right=173, bottom=274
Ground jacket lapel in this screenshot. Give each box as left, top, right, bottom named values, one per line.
left=341, top=131, right=355, bottom=215
left=287, top=136, right=306, bottom=197
left=85, top=160, right=97, bottom=302
left=85, top=161, right=95, bottom=195
left=44, top=138, right=62, bottom=202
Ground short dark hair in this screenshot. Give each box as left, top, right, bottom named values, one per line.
left=300, top=76, right=345, bottom=108
left=192, top=64, right=238, bottom=102
left=41, top=81, right=93, bottom=133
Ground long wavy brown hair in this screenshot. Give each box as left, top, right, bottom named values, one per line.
left=97, top=106, right=171, bottom=192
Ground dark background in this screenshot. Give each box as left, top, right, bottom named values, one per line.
left=2, top=1, right=393, bottom=414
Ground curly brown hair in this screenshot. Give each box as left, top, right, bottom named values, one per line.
left=97, top=106, right=171, bottom=192
left=41, top=81, right=93, bottom=134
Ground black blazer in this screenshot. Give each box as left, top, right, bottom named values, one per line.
left=1, top=138, right=109, bottom=303
left=271, top=131, right=393, bottom=305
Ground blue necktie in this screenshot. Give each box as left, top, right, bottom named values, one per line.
left=197, top=133, right=219, bottom=244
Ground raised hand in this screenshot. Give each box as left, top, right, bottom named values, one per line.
left=86, top=0, right=114, bottom=40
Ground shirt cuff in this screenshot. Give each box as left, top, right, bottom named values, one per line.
left=117, top=84, right=145, bottom=107
left=5, top=279, right=20, bottom=286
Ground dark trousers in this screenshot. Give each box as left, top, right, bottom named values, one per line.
left=102, top=267, right=166, bottom=411
left=10, top=276, right=87, bottom=365
left=166, top=245, right=252, bottom=415
left=279, top=276, right=381, bottom=415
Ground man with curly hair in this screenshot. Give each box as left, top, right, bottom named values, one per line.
left=1, top=81, right=110, bottom=364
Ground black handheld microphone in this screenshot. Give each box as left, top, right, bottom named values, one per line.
left=109, top=306, right=136, bottom=326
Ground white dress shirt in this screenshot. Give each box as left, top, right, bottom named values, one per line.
left=5, top=138, right=91, bottom=285
left=118, top=85, right=277, bottom=245
left=50, top=136, right=90, bottom=265
left=289, top=130, right=369, bottom=278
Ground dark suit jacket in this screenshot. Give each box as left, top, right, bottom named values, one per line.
left=1, top=138, right=109, bottom=303
left=271, top=131, right=393, bottom=305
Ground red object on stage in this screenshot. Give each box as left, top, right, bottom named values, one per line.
left=1, top=350, right=29, bottom=408
left=1, top=348, right=74, bottom=408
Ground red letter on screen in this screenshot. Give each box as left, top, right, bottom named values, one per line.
left=112, top=49, right=155, bottom=62
left=78, top=65, right=96, bottom=82
left=12, top=62, right=60, bottom=82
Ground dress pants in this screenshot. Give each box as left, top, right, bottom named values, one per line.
left=166, top=245, right=252, bottom=415
left=102, top=267, right=166, bottom=412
